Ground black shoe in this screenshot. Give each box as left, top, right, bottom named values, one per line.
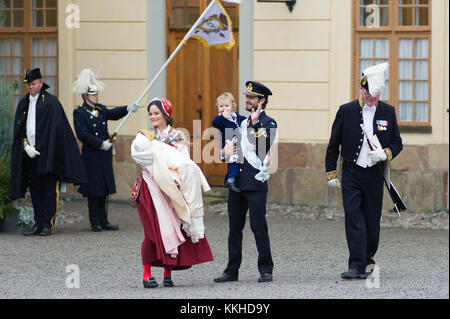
left=163, top=276, right=174, bottom=287
left=102, top=222, right=119, bottom=231
left=39, top=227, right=52, bottom=236
left=341, top=268, right=368, bottom=280
left=224, top=180, right=241, bottom=193
left=143, top=277, right=159, bottom=288
left=214, top=272, right=238, bottom=283
left=91, top=225, right=103, bottom=232
left=258, top=273, right=273, bottom=282
left=23, top=225, right=40, bottom=236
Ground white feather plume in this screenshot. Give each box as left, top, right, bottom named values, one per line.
left=72, top=69, right=105, bottom=94
left=363, top=62, right=389, bottom=98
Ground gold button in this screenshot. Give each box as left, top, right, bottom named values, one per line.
left=358, top=146, right=361, bottom=149
left=353, top=159, right=356, bottom=163
left=356, top=152, right=359, bottom=156
left=360, top=139, right=363, bottom=142
left=239, top=169, right=243, bottom=172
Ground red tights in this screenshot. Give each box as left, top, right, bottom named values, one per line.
left=143, top=264, right=172, bottom=280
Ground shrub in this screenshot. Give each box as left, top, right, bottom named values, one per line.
left=0, top=78, right=18, bottom=219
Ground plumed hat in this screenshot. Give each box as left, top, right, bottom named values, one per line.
left=360, top=62, right=389, bottom=98
left=72, top=69, right=105, bottom=95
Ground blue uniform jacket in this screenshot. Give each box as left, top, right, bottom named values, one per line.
left=73, top=102, right=128, bottom=197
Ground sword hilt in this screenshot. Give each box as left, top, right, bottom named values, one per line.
left=109, top=132, right=117, bottom=144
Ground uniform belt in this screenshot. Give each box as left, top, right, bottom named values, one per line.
left=343, top=160, right=379, bottom=172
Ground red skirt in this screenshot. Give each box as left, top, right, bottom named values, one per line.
left=136, top=179, right=213, bottom=270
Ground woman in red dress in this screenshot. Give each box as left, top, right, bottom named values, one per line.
left=131, top=98, right=213, bottom=288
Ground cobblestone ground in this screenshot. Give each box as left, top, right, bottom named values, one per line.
left=0, top=199, right=448, bottom=299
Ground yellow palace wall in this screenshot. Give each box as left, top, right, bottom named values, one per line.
left=58, top=0, right=148, bottom=200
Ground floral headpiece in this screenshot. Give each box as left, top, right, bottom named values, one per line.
left=149, top=97, right=173, bottom=117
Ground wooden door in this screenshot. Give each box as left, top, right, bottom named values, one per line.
left=166, top=0, right=239, bottom=186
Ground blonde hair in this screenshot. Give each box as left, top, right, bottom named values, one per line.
left=216, top=92, right=237, bottom=111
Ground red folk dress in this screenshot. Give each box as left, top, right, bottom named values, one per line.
left=134, top=127, right=213, bottom=270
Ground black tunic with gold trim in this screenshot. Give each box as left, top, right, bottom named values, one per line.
left=73, top=102, right=128, bottom=197
left=325, top=98, right=403, bottom=179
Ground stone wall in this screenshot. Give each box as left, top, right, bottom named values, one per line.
left=268, top=143, right=449, bottom=213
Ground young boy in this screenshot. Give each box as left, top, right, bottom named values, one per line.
left=212, top=92, right=246, bottom=192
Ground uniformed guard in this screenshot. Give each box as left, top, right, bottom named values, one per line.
left=325, top=63, right=403, bottom=279
left=72, top=69, right=139, bottom=232
left=214, top=81, right=277, bottom=283
left=9, top=68, right=88, bottom=236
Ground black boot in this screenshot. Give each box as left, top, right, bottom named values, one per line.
left=143, top=277, right=159, bottom=288
left=23, top=225, right=40, bottom=236
left=91, top=225, right=103, bottom=232
left=214, top=272, right=238, bottom=283
left=163, top=276, right=174, bottom=287
left=224, top=177, right=241, bottom=193
left=102, top=222, right=119, bottom=231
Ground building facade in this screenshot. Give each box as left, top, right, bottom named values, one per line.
left=0, top=0, right=448, bottom=212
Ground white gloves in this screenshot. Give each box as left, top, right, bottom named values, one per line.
left=100, top=139, right=113, bottom=151
left=327, top=178, right=341, bottom=188
left=24, top=144, right=40, bottom=158
left=225, top=137, right=238, bottom=163
left=127, top=102, right=139, bottom=113
left=368, top=147, right=387, bottom=163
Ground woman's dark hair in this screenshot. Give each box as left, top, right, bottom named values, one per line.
left=147, top=100, right=174, bottom=126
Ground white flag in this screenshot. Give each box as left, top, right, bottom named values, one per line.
left=187, top=0, right=235, bottom=50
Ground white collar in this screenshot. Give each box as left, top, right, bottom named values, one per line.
left=29, top=94, right=39, bottom=101
left=157, top=124, right=171, bottom=137
left=363, top=103, right=376, bottom=112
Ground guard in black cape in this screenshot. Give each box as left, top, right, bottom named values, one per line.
left=72, top=69, right=139, bottom=232
left=9, top=68, right=88, bottom=236
left=325, top=62, right=403, bottom=279
left=214, top=81, right=277, bottom=283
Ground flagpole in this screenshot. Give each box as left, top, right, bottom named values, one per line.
left=110, top=0, right=217, bottom=143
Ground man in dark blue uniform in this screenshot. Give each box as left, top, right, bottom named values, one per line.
left=325, top=63, right=403, bottom=279
left=72, top=69, right=138, bottom=232
left=214, top=81, right=277, bottom=283
left=9, top=68, right=87, bottom=236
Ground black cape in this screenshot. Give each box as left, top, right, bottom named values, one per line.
left=9, top=86, right=88, bottom=199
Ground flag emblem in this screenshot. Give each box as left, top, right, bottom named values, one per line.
left=188, top=0, right=235, bottom=50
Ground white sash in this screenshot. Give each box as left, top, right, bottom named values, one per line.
left=240, top=120, right=270, bottom=182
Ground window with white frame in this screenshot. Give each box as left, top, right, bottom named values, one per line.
left=0, top=0, right=58, bottom=107
left=354, top=0, right=431, bottom=127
